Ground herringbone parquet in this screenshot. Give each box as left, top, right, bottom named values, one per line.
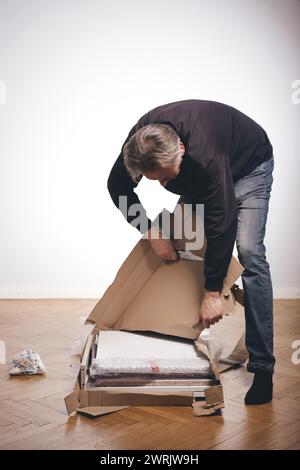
left=0, top=299, right=299, bottom=450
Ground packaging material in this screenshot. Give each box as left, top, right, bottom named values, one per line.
left=89, top=330, right=213, bottom=378
left=85, top=239, right=242, bottom=340
left=65, top=203, right=247, bottom=418
left=192, top=385, right=225, bottom=416
left=9, top=349, right=47, bottom=376
left=70, top=315, right=95, bottom=370
left=71, top=316, right=94, bottom=356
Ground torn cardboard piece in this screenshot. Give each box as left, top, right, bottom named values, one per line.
left=192, top=385, right=225, bottom=416
left=77, top=406, right=129, bottom=418
left=65, top=204, right=247, bottom=418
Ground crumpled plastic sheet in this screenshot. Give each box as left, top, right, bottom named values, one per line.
left=199, top=328, right=224, bottom=363
left=9, top=349, right=47, bottom=375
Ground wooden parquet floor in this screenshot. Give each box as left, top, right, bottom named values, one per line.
left=0, top=299, right=299, bottom=450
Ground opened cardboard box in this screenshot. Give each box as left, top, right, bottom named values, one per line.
left=65, top=203, right=247, bottom=418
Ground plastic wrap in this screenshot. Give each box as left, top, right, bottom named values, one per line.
left=9, top=349, right=46, bottom=375
left=199, top=328, right=224, bottom=363
left=89, top=330, right=223, bottom=378
left=90, top=355, right=212, bottom=377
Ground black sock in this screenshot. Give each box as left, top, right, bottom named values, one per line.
left=244, top=370, right=273, bottom=405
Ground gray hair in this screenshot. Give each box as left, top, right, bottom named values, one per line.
left=123, top=123, right=182, bottom=183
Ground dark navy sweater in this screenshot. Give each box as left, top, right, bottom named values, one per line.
left=107, top=99, right=273, bottom=291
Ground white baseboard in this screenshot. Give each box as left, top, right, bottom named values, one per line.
left=0, top=286, right=299, bottom=300
left=0, top=287, right=102, bottom=299
left=273, top=287, right=300, bottom=299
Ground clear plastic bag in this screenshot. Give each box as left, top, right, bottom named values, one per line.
left=70, top=315, right=89, bottom=356
left=9, top=349, right=46, bottom=375
left=199, top=328, right=224, bottom=363
left=69, top=315, right=95, bottom=370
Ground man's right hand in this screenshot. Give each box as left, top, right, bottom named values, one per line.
left=146, top=227, right=178, bottom=262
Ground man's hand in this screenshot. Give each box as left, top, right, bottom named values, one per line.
left=195, top=289, right=223, bottom=328
left=146, top=227, right=178, bottom=262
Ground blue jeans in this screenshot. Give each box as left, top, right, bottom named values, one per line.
left=234, top=157, right=275, bottom=373
left=177, top=157, right=275, bottom=373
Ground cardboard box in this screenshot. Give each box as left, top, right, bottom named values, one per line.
left=65, top=204, right=247, bottom=418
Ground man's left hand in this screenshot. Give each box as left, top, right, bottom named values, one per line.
left=194, top=289, right=223, bottom=328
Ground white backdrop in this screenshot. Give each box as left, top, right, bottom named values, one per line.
left=0, top=0, right=299, bottom=299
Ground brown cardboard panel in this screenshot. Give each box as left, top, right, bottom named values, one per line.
left=221, top=257, right=244, bottom=296
left=87, top=241, right=149, bottom=325
left=78, top=389, right=195, bottom=408
left=87, top=208, right=244, bottom=341
left=204, top=385, right=224, bottom=406
left=65, top=391, right=79, bottom=415
left=86, top=241, right=243, bottom=340
left=87, top=240, right=161, bottom=327
left=77, top=406, right=129, bottom=418
left=99, top=391, right=194, bottom=407
left=192, top=385, right=225, bottom=416
left=79, top=390, right=89, bottom=408
left=115, top=256, right=204, bottom=339
left=74, top=375, right=81, bottom=399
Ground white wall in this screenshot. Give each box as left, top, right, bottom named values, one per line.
left=0, top=0, right=299, bottom=299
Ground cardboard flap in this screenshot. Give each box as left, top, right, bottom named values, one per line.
left=221, top=257, right=244, bottom=296
left=77, top=406, right=129, bottom=418
left=65, top=391, right=79, bottom=415
left=87, top=208, right=244, bottom=340
left=192, top=385, right=224, bottom=416
left=86, top=239, right=162, bottom=327
left=205, top=385, right=224, bottom=406
left=64, top=375, right=81, bottom=415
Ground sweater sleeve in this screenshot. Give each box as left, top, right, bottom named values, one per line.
left=107, top=116, right=152, bottom=234
left=200, top=154, right=238, bottom=291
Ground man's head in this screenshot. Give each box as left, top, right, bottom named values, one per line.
left=123, top=124, right=185, bottom=187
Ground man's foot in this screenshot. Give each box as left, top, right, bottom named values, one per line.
left=244, top=370, right=273, bottom=405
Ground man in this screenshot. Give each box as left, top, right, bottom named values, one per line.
left=107, top=99, right=275, bottom=405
